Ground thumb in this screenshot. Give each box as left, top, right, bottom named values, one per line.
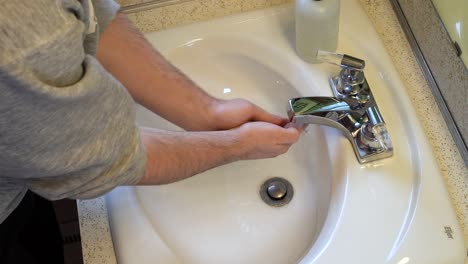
left=278, top=126, right=301, bottom=145
left=284, top=122, right=307, bottom=133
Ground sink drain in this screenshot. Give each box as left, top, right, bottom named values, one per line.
left=260, top=177, right=294, bottom=207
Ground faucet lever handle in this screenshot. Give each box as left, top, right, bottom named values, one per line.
left=317, top=50, right=365, bottom=71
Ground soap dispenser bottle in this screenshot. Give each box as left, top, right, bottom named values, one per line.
left=295, top=0, right=340, bottom=63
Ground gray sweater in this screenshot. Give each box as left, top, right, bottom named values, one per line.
left=0, top=0, right=146, bottom=223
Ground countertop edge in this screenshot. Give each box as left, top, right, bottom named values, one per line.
left=78, top=197, right=117, bottom=264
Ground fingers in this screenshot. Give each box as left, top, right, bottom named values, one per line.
left=251, top=104, right=288, bottom=126
left=235, top=121, right=302, bottom=159
left=274, top=127, right=301, bottom=157
left=277, top=126, right=301, bottom=145
left=284, top=122, right=308, bottom=133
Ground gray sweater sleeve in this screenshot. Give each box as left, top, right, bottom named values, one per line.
left=0, top=0, right=146, bottom=200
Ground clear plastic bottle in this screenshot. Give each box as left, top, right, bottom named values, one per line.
left=295, top=0, right=340, bottom=63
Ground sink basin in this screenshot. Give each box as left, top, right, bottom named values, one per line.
left=105, top=1, right=465, bottom=263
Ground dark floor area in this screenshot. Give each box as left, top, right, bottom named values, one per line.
left=53, top=200, right=84, bottom=264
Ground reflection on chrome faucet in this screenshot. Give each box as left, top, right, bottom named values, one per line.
left=288, top=51, right=393, bottom=163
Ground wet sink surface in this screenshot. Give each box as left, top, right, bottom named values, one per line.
left=105, top=1, right=465, bottom=263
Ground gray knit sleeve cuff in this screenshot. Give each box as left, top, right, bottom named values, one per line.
left=92, top=0, right=121, bottom=34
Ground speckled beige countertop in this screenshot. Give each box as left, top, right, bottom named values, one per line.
left=78, top=1, right=468, bottom=263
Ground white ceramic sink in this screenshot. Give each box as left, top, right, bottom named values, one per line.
left=105, top=1, right=466, bottom=263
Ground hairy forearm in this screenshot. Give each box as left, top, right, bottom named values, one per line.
left=97, top=13, right=215, bottom=130
left=138, top=127, right=241, bottom=185
left=137, top=122, right=301, bottom=185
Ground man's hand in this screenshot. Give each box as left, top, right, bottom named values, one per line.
left=207, top=99, right=288, bottom=131
left=234, top=122, right=301, bottom=159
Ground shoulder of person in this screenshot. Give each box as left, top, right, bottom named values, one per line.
left=0, top=0, right=89, bottom=66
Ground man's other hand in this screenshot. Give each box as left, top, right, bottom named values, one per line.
left=207, top=98, right=288, bottom=131
left=234, top=121, right=301, bottom=160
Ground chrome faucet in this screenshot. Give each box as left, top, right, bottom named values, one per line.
left=288, top=51, right=393, bottom=163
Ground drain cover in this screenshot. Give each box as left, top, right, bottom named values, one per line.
left=267, top=181, right=287, bottom=200
left=260, top=177, right=294, bottom=207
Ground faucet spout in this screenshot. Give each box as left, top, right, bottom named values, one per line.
left=288, top=96, right=393, bottom=163
left=288, top=96, right=357, bottom=136
left=288, top=96, right=361, bottom=148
